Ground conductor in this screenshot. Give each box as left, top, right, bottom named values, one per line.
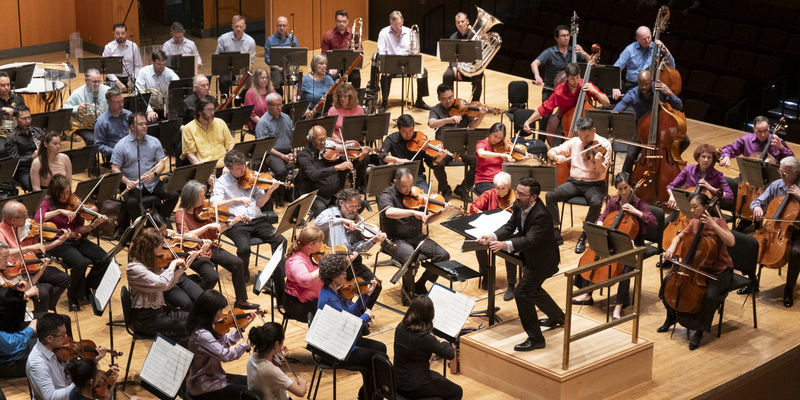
left=478, top=177, right=564, bottom=351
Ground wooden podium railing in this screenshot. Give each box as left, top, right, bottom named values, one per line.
left=561, top=246, right=646, bottom=369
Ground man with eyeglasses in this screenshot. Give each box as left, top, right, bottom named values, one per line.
left=531, top=25, right=588, bottom=103
left=265, top=16, right=299, bottom=96
left=63, top=69, right=111, bottom=146
left=6, top=106, right=43, bottom=191
left=751, top=156, right=800, bottom=308
left=720, top=115, right=793, bottom=168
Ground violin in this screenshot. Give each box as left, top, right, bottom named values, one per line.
left=66, top=193, right=116, bottom=225
left=405, top=131, right=458, bottom=161
left=449, top=98, right=484, bottom=118
left=322, top=138, right=371, bottom=162
left=92, top=368, right=118, bottom=400
left=165, top=229, right=204, bottom=249
left=311, top=244, right=350, bottom=265
left=493, top=141, right=531, bottom=161
left=4, top=251, right=48, bottom=278
left=402, top=186, right=461, bottom=214
left=25, top=219, right=63, bottom=241
left=497, top=191, right=515, bottom=211
left=55, top=336, right=123, bottom=362
left=194, top=200, right=240, bottom=224
left=237, top=169, right=294, bottom=190
left=338, top=276, right=373, bottom=300
left=581, top=140, right=608, bottom=161
left=353, top=221, right=396, bottom=251
left=154, top=246, right=190, bottom=270
left=213, top=307, right=268, bottom=335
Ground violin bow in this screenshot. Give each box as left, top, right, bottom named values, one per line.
left=249, top=147, right=271, bottom=200
left=354, top=206, right=391, bottom=227
left=12, top=225, right=35, bottom=290
left=339, top=137, right=357, bottom=189
left=423, top=184, right=432, bottom=216
left=72, top=174, right=107, bottom=221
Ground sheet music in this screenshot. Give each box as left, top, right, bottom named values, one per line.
left=305, top=305, right=362, bottom=360
left=465, top=210, right=511, bottom=238
left=254, top=243, right=283, bottom=293
left=140, top=334, right=194, bottom=398
left=93, top=258, right=120, bottom=312
left=428, top=283, right=476, bottom=338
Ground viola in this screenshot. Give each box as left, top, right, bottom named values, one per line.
left=165, top=229, right=205, bottom=249
left=322, top=138, right=372, bottom=162
left=338, top=276, right=374, bottom=300
left=578, top=172, right=651, bottom=283
left=352, top=222, right=396, bottom=251
left=402, top=186, right=462, bottom=214
left=581, top=140, right=608, bottom=161
left=311, top=244, right=350, bottom=265
left=405, top=131, right=458, bottom=161
left=66, top=193, right=116, bottom=225
left=55, top=336, right=123, bottom=362
left=194, top=200, right=240, bottom=223
left=154, top=246, right=190, bottom=270
left=237, top=169, right=293, bottom=190
left=753, top=194, right=800, bottom=269
left=448, top=98, right=484, bottom=118
left=92, top=368, right=118, bottom=400
left=213, top=307, right=268, bottom=335
left=498, top=191, right=515, bottom=211
left=4, top=251, right=47, bottom=278
left=25, top=219, right=63, bottom=241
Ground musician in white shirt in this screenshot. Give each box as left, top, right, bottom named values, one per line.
left=376, top=10, right=430, bottom=111
left=135, top=50, right=178, bottom=121
left=102, top=23, right=142, bottom=93
left=162, top=22, right=202, bottom=67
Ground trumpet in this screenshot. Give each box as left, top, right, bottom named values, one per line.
left=349, top=17, right=363, bottom=50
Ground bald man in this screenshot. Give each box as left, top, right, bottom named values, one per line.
left=265, top=16, right=300, bottom=96
left=612, top=26, right=675, bottom=99
left=296, top=125, right=368, bottom=218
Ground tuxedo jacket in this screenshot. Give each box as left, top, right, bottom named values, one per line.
left=494, top=198, right=560, bottom=280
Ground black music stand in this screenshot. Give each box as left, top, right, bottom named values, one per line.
left=379, top=55, right=422, bottom=115
left=282, top=100, right=310, bottom=123
left=737, top=157, right=780, bottom=188
left=0, top=190, right=45, bottom=215
left=0, top=64, right=35, bottom=91
left=271, top=47, right=308, bottom=97
left=124, top=92, right=150, bottom=113
left=326, top=49, right=364, bottom=75
left=64, top=146, right=96, bottom=176
left=78, top=57, right=123, bottom=76
left=74, top=173, right=123, bottom=204
left=577, top=63, right=621, bottom=95
left=167, top=78, right=193, bottom=120
left=364, top=161, right=422, bottom=200
left=670, top=188, right=694, bottom=217
left=166, top=55, right=196, bottom=79
left=291, top=116, right=336, bottom=148
left=502, top=164, right=558, bottom=191
left=276, top=190, right=318, bottom=241
left=215, top=105, right=253, bottom=134
left=232, top=138, right=276, bottom=163
left=341, top=113, right=390, bottom=144
left=438, top=39, right=481, bottom=98
left=211, top=52, right=250, bottom=97
left=165, top=160, right=217, bottom=192
left=147, top=120, right=181, bottom=160
left=30, top=109, right=72, bottom=133
left=586, top=109, right=637, bottom=176
left=0, top=157, right=19, bottom=184
left=440, top=128, right=487, bottom=158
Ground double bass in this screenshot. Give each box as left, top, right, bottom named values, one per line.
left=630, top=9, right=687, bottom=205
left=662, top=194, right=721, bottom=314
left=648, top=6, right=681, bottom=95
left=735, top=118, right=787, bottom=222
left=578, top=172, right=650, bottom=283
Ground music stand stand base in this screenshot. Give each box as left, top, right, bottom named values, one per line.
left=470, top=307, right=502, bottom=323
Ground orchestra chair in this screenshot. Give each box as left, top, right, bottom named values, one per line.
left=305, top=314, right=365, bottom=400
left=241, top=389, right=264, bottom=400
left=372, top=354, right=444, bottom=400
left=718, top=230, right=759, bottom=337
left=501, top=80, right=528, bottom=125
left=509, top=108, right=547, bottom=159
left=721, top=176, right=739, bottom=225
left=120, top=285, right=156, bottom=390
left=453, top=74, right=487, bottom=104
left=560, top=196, right=589, bottom=228
left=644, top=204, right=666, bottom=261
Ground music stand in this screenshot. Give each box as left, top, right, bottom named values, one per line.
left=276, top=190, right=318, bottom=240
left=577, top=63, right=621, bottom=95
left=232, top=138, right=276, bottom=162
left=379, top=55, right=422, bottom=115
left=326, top=49, right=364, bottom=75
left=0, top=157, right=19, bottom=184
left=282, top=101, right=310, bottom=123
left=215, top=105, right=254, bottom=133
left=166, top=55, right=196, bottom=79
left=438, top=39, right=481, bottom=99
left=167, top=78, right=193, bottom=120
left=74, top=173, right=123, bottom=204
left=670, top=188, right=694, bottom=217
left=737, top=157, right=780, bottom=188
left=63, top=146, right=95, bottom=176
left=440, top=128, right=487, bottom=158
left=585, top=110, right=637, bottom=142
left=340, top=113, right=390, bottom=144
left=124, top=92, right=150, bottom=113
left=292, top=116, right=336, bottom=148
left=211, top=52, right=250, bottom=97
left=165, top=160, right=217, bottom=192
left=582, top=220, right=635, bottom=320
left=271, top=47, right=308, bottom=94
left=148, top=120, right=181, bottom=159
left=30, top=109, right=72, bottom=133
left=502, top=164, right=558, bottom=192
left=390, top=238, right=427, bottom=287
left=78, top=57, right=123, bottom=76
left=365, top=161, right=422, bottom=199
left=0, top=190, right=45, bottom=216
left=0, top=64, right=35, bottom=91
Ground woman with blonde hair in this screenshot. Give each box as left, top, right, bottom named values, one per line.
left=301, top=54, right=334, bottom=119
left=283, top=225, right=325, bottom=322
left=326, top=82, right=364, bottom=140
left=244, top=68, right=276, bottom=131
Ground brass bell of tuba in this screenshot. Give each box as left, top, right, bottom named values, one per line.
left=457, top=6, right=503, bottom=77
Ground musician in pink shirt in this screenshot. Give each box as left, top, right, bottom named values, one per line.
left=283, top=225, right=325, bottom=322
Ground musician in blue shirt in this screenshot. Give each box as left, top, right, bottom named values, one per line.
left=612, top=26, right=675, bottom=99
left=93, top=88, right=131, bottom=160
left=265, top=16, right=300, bottom=96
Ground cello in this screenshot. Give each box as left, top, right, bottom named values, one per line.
left=629, top=29, right=687, bottom=204
left=648, top=6, right=681, bottom=96
left=752, top=192, right=800, bottom=269
left=735, top=118, right=787, bottom=222
left=579, top=172, right=651, bottom=283
left=662, top=194, right=722, bottom=314
left=661, top=173, right=710, bottom=249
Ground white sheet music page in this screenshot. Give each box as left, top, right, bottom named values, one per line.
left=465, top=210, right=511, bottom=238
left=428, top=283, right=476, bottom=338
left=140, top=334, right=194, bottom=398
left=305, top=305, right=362, bottom=360
left=254, top=243, right=283, bottom=293
left=93, top=258, right=121, bottom=312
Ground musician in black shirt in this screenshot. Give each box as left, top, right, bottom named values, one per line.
left=295, top=125, right=357, bottom=218
left=6, top=106, right=43, bottom=191
left=442, top=12, right=483, bottom=102
left=0, top=72, right=25, bottom=116
left=379, top=114, right=446, bottom=192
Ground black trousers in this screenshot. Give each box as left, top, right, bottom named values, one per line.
left=382, top=235, right=448, bottom=298
left=516, top=269, right=564, bottom=341
left=337, top=337, right=387, bottom=400
left=380, top=71, right=429, bottom=105
left=443, top=68, right=482, bottom=102
left=188, top=246, right=249, bottom=302
left=191, top=373, right=250, bottom=400
left=397, top=371, right=463, bottom=400
left=14, top=167, right=31, bottom=192
left=545, top=178, right=607, bottom=229
left=123, top=180, right=179, bottom=224
left=48, top=238, right=110, bottom=307
left=223, top=219, right=287, bottom=275
left=32, top=266, right=70, bottom=315
left=431, top=156, right=476, bottom=195
left=786, top=234, right=800, bottom=293
left=574, top=265, right=634, bottom=307
left=163, top=273, right=204, bottom=311
left=130, top=306, right=189, bottom=344
left=661, top=267, right=733, bottom=332
left=474, top=182, right=493, bottom=195
left=283, top=292, right=317, bottom=323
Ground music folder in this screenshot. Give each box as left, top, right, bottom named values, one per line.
left=305, top=305, right=363, bottom=361
left=253, top=242, right=284, bottom=295
left=428, top=283, right=476, bottom=338
left=139, top=334, right=194, bottom=399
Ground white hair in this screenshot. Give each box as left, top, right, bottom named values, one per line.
left=266, top=92, right=282, bottom=104
left=494, top=171, right=511, bottom=187
left=780, top=156, right=800, bottom=173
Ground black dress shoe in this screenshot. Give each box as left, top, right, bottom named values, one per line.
left=68, top=303, right=80, bottom=312
left=514, top=338, right=546, bottom=352
left=539, top=318, right=565, bottom=328
left=235, top=301, right=260, bottom=310
left=656, top=316, right=676, bottom=333
left=575, top=234, right=587, bottom=254
left=504, top=284, right=515, bottom=301
left=453, top=186, right=469, bottom=201
left=689, top=330, right=703, bottom=350
left=414, top=100, right=431, bottom=110
left=479, top=279, right=488, bottom=290
left=571, top=297, right=594, bottom=306
left=784, top=293, right=794, bottom=308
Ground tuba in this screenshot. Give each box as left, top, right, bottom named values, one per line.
left=409, top=24, right=420, bottom=55
left=349, top=18, right=363, bottom=50
left=457, top=6, right=503, bottom=77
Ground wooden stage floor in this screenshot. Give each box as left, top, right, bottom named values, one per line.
left=3, top=38, right=800, bottom=400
